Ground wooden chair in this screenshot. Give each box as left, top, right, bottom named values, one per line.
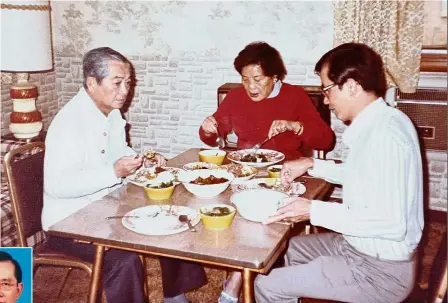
left=3, top=142, right=93, bottom=299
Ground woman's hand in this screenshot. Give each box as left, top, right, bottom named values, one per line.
left=281, top=158, right=314, bottom=189
left=201, top=116, right=219, bottom=135
left=268, top=120, right=302, bottom=138
left=263, top=196, right=311, bottom=224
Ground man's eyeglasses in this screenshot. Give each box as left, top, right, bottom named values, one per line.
left=0, top=281, right=17, bottom=290
left=321, top=83, right=337, bottom=96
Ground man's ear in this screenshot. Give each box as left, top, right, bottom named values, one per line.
left=346, top=78, right=358, bottom=97
left=86, top=77, right=98, bottom=93
left=15, top=282, right=23, bottom=300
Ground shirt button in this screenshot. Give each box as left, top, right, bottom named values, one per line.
left=101, top=149, right=105, bottom=154
left=103, top=132, right=107, bottom=136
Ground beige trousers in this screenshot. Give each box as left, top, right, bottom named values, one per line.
left=254, top=233, right=416, bottom=303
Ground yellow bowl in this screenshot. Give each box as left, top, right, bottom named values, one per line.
left=199, top=149, right=227, bottom=165
left=267, top=165, right=283, bottom=178
left=200, top=204, right=236, bottom=230
left=144, top=184, right=175, bottom=200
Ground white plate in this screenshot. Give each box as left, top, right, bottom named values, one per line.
left=182, top=162, right=219, bottom=171
left=127, top=167, right=184, bottom=187
left=218, top=163, right=258, bottom=182
left=231, top=178, right=306, bottom=195
left=121, top=205, right=200, bottom=236
left=227, top=149, right=285, bottom=168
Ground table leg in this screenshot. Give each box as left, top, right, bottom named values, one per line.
left=88, top=245, right=105, bottom=303
left=242, top=268, right=255, bottom=303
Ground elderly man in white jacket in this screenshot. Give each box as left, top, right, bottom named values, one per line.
left=43, top=47, right=205, bottom=303
left=255, top=43, right=424, bottom=303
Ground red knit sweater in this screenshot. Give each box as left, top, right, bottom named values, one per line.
left=199, top=83, right=335, bottom=160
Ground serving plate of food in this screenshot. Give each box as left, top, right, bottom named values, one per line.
left=227, top=149, right=285, bottom=168
left=218, top=163, right=258, bottom=182
left=127, top=166, right=184, bottom=187
left=231, top=178, right=306, bottom=196
left=121, top=205, right=200, bottom=236
left=182, top=162, right=219, bottom=171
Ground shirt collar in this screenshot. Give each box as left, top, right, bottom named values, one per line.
left=267, top=81, right=282, bottom=98
left=343, top=97, right=388, bottom=147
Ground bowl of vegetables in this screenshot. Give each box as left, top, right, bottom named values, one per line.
left=199, top=204, right=236, bottom=230
left=198, top=149, right=227, bottom=165
left=144, top=181, right=175, bottom=200
left=267, top=165, right=283, bottom=178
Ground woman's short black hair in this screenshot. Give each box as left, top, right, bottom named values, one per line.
left=314, top=43, right=387, bottom=97
left=234, top=41, right=287, bottom=81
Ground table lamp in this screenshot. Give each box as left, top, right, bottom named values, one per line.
left=1, top=1, right=53, bottom=139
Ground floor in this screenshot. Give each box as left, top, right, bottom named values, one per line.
left=32, top=218, right=446, bottom=303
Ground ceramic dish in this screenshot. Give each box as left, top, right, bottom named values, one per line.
left=121, top=205, right=200, bottom=236
left=227, top=149, right=285, bottom=168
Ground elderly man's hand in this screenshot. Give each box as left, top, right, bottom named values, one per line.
left=114, top=155, right=143, bottom=178
left=201, top=116, right=219, bottom=135
left=144, top=153, right=167, bottom=167
left=280, top=158, right=314, bottom=189
left=263, top=196, right=311, bottom=224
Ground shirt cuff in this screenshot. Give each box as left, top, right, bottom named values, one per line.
left=309, top=200, right=328, bottom=227
left=307, top=158, right=334, bottom=177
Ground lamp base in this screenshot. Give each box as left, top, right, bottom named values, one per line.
left=9, top=73, right=43, bottom=139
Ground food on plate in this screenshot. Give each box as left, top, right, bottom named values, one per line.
left=143, top=150, right=155, bottom=159
left=201, top=206, right=232, bottom=217
left=241, top=153, right=268, bottom=163
left=154, top=167, right=167, bottom=174
left=147, top=181, right=174, bottom=189
left=190, top=175, right=229, bottom=185
left=220, top=163, right=257, bottom=178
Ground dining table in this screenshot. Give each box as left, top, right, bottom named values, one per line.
left=48, top=148, right=333, bottom=303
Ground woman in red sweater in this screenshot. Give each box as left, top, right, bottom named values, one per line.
left=200, top=42, right=335, bottom=303
left=199, top=41, right=335, bottom=161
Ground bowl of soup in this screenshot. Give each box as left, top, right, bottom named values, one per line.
left=199, top=149, right=227, bottom=165
left=230, top=189, right=288, bottom=222
left=178, top=169, right=234, bottom=198
left=267, top=165, right=283, bottom=178
left=200, top=204, right=236, bottom=230
left=144, top=181, right=175, bottom=200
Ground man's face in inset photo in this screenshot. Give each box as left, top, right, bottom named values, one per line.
left=0, top=261, right=23, bottom=303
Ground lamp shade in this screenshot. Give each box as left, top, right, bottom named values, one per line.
left=1, top=0, right=53, bottom=72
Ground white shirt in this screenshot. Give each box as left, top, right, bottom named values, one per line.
left=309, top=98, right=424, bottom=261
left=42, top=88, right=135, bottom=231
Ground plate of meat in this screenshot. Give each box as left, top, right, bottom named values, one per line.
left=227, top=149, right=285, bottom=168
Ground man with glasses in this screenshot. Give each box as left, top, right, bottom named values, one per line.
left=0, top=251, right=23, bottom=303
left=255, top=43, right=423, bottom=303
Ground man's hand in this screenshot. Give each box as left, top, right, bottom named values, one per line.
left=144, top=153, right=167, bottom=167
left=201, top=116, right=219, bottom=136
left=281, top=158, right=314, bottom=189
left=263, top=196, right=311, bottom=224
left=114, top=155, right=143, bottom=178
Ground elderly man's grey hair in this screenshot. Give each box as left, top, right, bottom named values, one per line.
left=82, top=47, right=129, bottom=89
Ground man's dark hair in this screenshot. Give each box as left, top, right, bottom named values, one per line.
left=82, top=47, right=129, bottom=89
left=0, top=251, right=22, bottom=283
left=314, top=43, right=387, bottom=97
left=234, top=41, right=287, bottom=81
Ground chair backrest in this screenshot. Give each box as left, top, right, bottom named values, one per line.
left=3, top=142, right=45, bottom=247
left=427, top=228, right=447, bottom=303
left=217, top=83, right=330, bottom=158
